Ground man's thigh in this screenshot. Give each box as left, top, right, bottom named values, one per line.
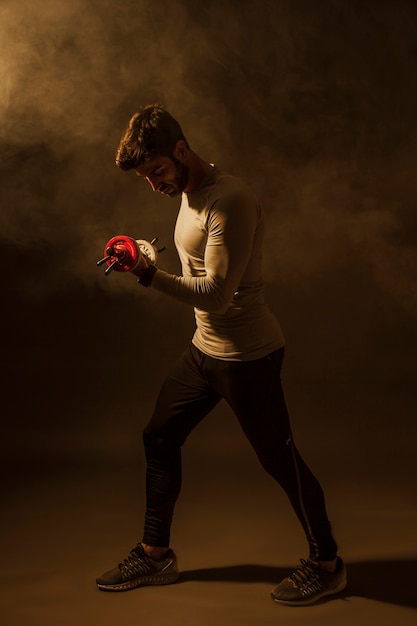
left=144, top=344, right=221, bottom=445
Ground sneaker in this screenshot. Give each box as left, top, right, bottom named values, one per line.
left=271, top=557, right=347, bottom=606
left=96, top=544, right=179, bottom=591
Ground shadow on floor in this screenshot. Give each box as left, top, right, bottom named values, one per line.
left=179, top=558, right=416, bottom=609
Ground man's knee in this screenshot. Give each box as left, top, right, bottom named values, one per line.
left=142, top=427, right=179, bottom=455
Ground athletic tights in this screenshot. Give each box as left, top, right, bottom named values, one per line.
left=142, top=342, right=338, bottom=561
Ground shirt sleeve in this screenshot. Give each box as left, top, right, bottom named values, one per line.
left=150, top=188, right=258, bottom=313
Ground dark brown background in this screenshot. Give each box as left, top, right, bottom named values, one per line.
left=1, top=1, right=416, bottom=624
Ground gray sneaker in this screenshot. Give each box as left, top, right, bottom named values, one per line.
left=96, top=544, right=179, bottom=591
left=271, top=557, right=347, bottom=606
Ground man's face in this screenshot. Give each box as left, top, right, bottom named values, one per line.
left=135, top=154, right=189, bottom=198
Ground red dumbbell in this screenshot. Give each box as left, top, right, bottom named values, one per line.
left=96, top=235, right=164, bottom=276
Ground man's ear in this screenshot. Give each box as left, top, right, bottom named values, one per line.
left=173, top=140, right=188, bottom=162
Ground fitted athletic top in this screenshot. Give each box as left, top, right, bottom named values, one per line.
left=151, top=166, right=285, bottom=361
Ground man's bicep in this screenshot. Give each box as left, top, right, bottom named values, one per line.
left=204, top=197, right=257, bottom=287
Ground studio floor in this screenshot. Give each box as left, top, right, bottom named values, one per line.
left=1, top=443, right=416, bottom=626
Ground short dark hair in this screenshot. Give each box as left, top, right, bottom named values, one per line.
left=115, top=104, right=189, bottom=171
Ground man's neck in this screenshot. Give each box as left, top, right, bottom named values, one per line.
left=184, top=152, right=214, bottom=192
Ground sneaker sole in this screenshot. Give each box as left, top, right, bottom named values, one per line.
left=97, top=570, right=180, bottom=592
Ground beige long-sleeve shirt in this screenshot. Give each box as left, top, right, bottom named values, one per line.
left=151, top=166, right=285, bottom=361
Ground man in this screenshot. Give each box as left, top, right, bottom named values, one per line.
left=96, top=104, right=347, bottom=605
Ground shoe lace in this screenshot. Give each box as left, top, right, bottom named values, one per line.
left=119, top=544, right=153, bottom=579
left=290, top=559, right=323, bottom=595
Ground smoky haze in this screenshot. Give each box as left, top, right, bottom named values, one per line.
left=1, top=0, right=416, bottom=469
left=2, top=0, right=416, bottom=297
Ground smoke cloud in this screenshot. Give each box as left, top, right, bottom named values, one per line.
left=1, top=1, right=416, bottom=324
left=0, top=0, right=415, bottom=478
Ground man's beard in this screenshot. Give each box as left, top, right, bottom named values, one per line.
left=167, top=159, right=189, bottom=197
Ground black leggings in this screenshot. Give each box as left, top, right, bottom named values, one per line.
left=142, top=342, right=338, bottom=561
